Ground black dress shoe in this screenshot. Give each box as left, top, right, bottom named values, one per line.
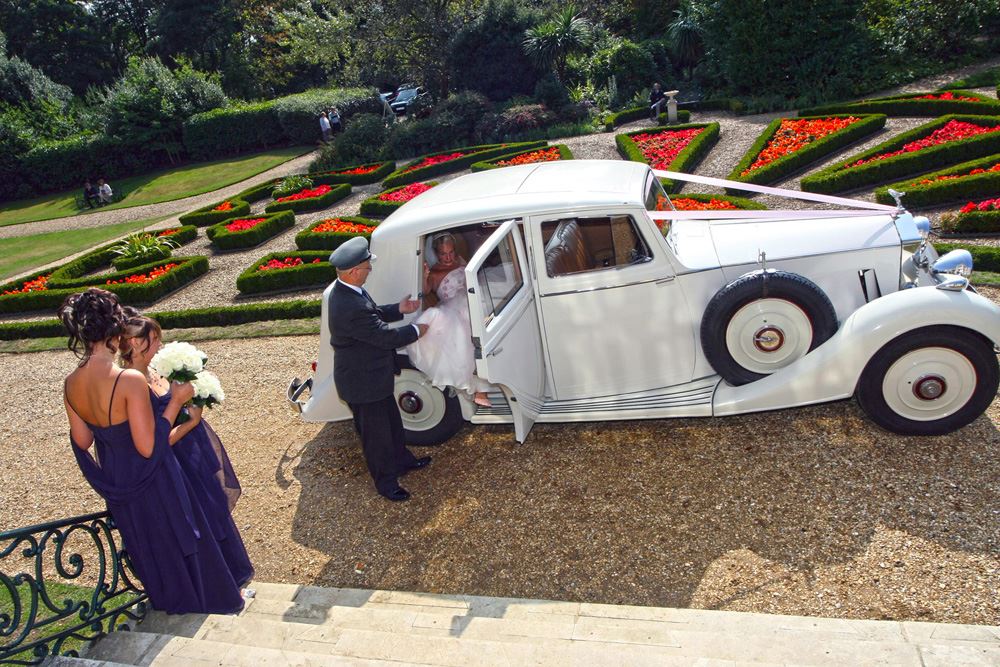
left=380, top=485, right=411, bottom=502
left=409, top=456, right=432, bottom=470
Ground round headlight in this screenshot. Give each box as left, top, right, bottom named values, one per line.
left=913, top=216, right=930, bottom=239
left=932, top=249, right=973, bottom=278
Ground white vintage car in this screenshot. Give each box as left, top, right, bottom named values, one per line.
left=288, top=160, right=1000, bottom=444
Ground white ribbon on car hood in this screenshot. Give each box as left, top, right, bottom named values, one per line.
left=648, top=169, right=897, bottom=221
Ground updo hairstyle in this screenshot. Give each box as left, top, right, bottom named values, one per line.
left=119, top=314, right=162, bottom=366
left=58, top=288, right=127, bottom=360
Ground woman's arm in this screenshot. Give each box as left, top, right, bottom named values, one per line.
left=123, top=371, right=158, bottom=458
left=168, top=406, right=203, bottom=445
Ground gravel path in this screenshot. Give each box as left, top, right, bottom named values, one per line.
left=1, top=335, right=997, bottom=624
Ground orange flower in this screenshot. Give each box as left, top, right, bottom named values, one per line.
left=496, top=147, right=562, bottom=166
left=742, top=117, right=860, bottom=176
left=311, top=218, right=377, bottom=234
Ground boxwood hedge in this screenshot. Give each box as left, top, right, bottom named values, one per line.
left=179, top=198, right=252, bottom=227
left=110, top=226, right=199, bottom=271
left=264, top=183, right=351, bottom=214
left=308, top=161, right=396, bottom=186
left=236, top=251, right=335, bottom=294
left=0, top=256, right=209, bottom=314
left=470, top=144, right=574, bottom=171
left=799, top=91, right=1000, bottom=118
left=728, top=114, right=886, bottom=186
left=874, top=153, right=1000, bottom=207
left=295, top=216, right=380, bottom=250
left=360, top=182, right=439, bottom=217
left=934, top=243, right=1000, bottom=274
left=382, top=142, right=547, bottom=188
left=603, top=106, right=691, bottom=131
left=801, top=115, right=1000, bottom=194
left=938, top=207, right=1000, bottom=235
left=616, top=122, right=721, bottom=193
left=206, top=210, right=296, bottom=251
left=0, top=299, right=323, bottom=341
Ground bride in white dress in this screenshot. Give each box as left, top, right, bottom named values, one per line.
left=406, top=236, right=493, bottom=407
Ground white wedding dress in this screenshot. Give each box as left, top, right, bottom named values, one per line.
left=406, top=268, right=492, bottom=398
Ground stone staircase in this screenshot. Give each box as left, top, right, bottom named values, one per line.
left=51, top=582, right=1000, bottom=666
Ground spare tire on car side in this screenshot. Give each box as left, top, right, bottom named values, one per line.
left=701, top=270, right=839, bottom=386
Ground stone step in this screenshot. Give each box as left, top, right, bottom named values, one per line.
left=44, top=657, right=137, bottom=667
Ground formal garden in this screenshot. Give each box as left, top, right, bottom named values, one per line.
left=3, top=1, right=1000, bottom=664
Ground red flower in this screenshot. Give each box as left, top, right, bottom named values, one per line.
left=213, top=201, right=235, bottom=212
left=157, top=228, right=181, bottom=237
left=311, top=218, right=377, bottom=234
left=845, top=120, right=1000, bottom=169
left=106, top=263, right=179, bottom=285
left=671, top=197, right=742, bottom=211
left=378, top=183, right=434, bottom=202
left=275, top=185, right=333, bottom=203
left=224, top=217, right=267, bottom=233
left=910, top=161, right=1000, bottom=187
left=742, top=117, right=860, bottom=176
left=629, top=128, right=704, bottom=170
left=496, top=147, right=563, bottom=166
left=3, top=274, right=49, bottom=295
left=959, top=197, right=1000, bottom=214
left=911, top=92, right=980, bottom=102
left=332, top=164, right=380, bottom=175
left=404, top=153, right=465, bottom=173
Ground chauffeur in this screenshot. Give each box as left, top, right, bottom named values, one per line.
left=327, top=236, right=431, bottom=501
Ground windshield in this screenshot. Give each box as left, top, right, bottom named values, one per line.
left=394, top=89, right=417, bottom=102
left=644, top=173, right=672, bottom=212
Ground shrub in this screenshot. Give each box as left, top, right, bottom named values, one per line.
left=295, top=216, right=380, bottom=250
left=382, top=141, right=547, bottom=188
left=360, top=182, right=439, bottom=217
left=272, top=175, right=315, bottom=198
left=603, top=107, right=691, bottom=131
left=728, top=114, right=886, bottom=186
left=875, top=153, right=1000, bottom=207
left=0, top=299, right=324, bottom=341
left=264, top=182, right=351, bottom=214
left=489, top=104, right=556, bottom=141
left=431, top=92, right=495, bottom=140
left=306, top=161, right=396, bottom=186
left=236, top=250, right=335, bottom=294
left=799, top=91, right=1000, bottom=117
left=271, top=87, right=382, bottom=145
left=205, top=210, right=296, bottom=251
left=178, top=198, right=252, bottom=227
left=309, top=113, right=389, bottom=171
left=384, top=113, right=472, bottom=158
left=801, top=115, right=1000, bottom=194
left=533, top=74, right=570, bottom=111
left=588, top=39, right=659, bottom=103
left=616, top=122, right=721, bottom=192
left=183, top=101, right=282, bottom=160
left=471, top=144, right=573, bottom=171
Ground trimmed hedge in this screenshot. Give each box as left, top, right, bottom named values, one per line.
left=801, top=115, right=1000, bottom=194
left=616, top=122, right=721, bottom=193
left=206, top=210, right=296, bottom=251
left=264, top=183, right=351, bottom=214
left=360, top=182, right=439, bottom=217
left=470, top=144, right=574, bottom=171
left=110, top=225, right=199, bottom=271
left=307, top=161, right=396, bottom=186
left=603, top=107, right=691, bottom=131
left=0, top=256, right=209, bottom=314
left=382, top=141, right=547, bottom=188
left=0, top=299, right=323, bottom=341
left=727, top=114, right=886, bottom=186
left=179, top=199, right=252, bottom=227
left=799, top=90, right=1000, bottom=118
left=874, top=153, right=1000, bottom=207
left=236, top=251, right=335, bottom=294
left=295, top=216, right=380, bottom=250
left=934, top=243, right=1000, bottom=274
left=666, top=193, right=769, bottom=210
left=939, top=208, right=1000, bottom=235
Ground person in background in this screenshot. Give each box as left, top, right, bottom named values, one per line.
left=319, top=111, right=332, bottom=142
left=97, top=178, right=113, bottom=205
left=328, top=107, right=342, bottom=134
left=83, top=181, right=100, bottom=209
left=649, top=82, right=665, bottom=121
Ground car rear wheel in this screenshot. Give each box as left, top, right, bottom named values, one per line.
left=394, top=368, right=465, bottom=446
left=701, top=271, right=839, bottom=385
left=856, top=326, right=999, bottom=435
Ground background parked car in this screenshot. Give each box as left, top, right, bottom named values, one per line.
left=390, top=87, right=429, bottom=116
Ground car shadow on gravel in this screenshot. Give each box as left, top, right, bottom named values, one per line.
left=281, top=400, right=999, bottom=623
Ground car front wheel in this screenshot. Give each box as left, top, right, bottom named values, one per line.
left=394, top=368, right=465, bottom=446
left=856, top=326, right=999, bottom=436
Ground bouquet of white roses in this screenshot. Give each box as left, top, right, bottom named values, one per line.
left=190, top=370, right=225, bottom=409
left=150, top=341, right=207, bottom=383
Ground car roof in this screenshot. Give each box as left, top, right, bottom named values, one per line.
left=375, top=160, right=651, bottom=237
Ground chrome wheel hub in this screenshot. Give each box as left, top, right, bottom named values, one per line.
left=913, top=375, right=946, bottom=401
left=753, top=326, right=785, bottom=353
left=398, top=391, right=423, bottom=414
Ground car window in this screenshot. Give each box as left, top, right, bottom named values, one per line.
left=644, top=175, right=672, bottom=212
left=476, top=230, right=524, bottom=325
left=540, top=215, right=652, bottom=278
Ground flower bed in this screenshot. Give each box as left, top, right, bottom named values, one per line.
left=663, top=193, right=768, bottom=211
left=875, top=153, right=1000, bottom=207
left=381, top=141, right=547, bottom=188
left=602, top=106, right=692, bottom=131
left=308, top=161, right=396, bottom=186
left=0, top=299, right=324, bottom=341
left=801, top=115, right=1000, bottom=194
left=728, top=114, right=885, bottom=186
left=205, top=210, right=296, bottom=251
left=471, top=145, right=573, bottom=171
left=264, top=182, right=351, bottom=214
left=799, top=90, right=1000, bottom=117
left=295, top=215, right=380, bottom=250
left=616, top=122, right=720, bottom=193
left=178, top=197, right=253, bottom=227
left=360, top=181, right=439, bottom=217
left=236, top=250, right=334, bottom=295
left=0, top=254, right=209, bottom=314
left=939, top=197, right=1000, bottom=235
left=110, top=225, right=199, bottom=271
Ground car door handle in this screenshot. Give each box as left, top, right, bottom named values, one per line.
left=655, top=276, right=676, bottom=285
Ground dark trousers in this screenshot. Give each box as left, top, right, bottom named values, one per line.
left=349, top=396, right=417, bottom=493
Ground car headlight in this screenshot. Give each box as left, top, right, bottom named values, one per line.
left=913, top=216, right=930, bottom=239
left=932, top=249, right=973, bottom=278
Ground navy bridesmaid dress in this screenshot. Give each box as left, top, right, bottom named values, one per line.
left=71, top=394, right=244, bottom=615
left=153, top=390, right=254, bottom=588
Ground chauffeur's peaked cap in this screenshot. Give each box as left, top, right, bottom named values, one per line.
left=329, top=236, right=375, bottom=269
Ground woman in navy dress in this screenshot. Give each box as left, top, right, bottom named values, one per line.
left=120, top=314, right=253, bottom=587
left=61, top=288, right=244, bottom=615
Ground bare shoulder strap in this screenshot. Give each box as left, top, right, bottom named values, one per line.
left=108, top=370, right=125, bottom=426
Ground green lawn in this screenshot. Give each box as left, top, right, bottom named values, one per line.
left=941, top=65, right=1000, bottom=90
left=0, top=215, right=172, bottom=282
left=0, top=146, right=310, bottom=228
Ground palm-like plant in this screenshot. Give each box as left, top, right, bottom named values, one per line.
left=110, top=232, right=179, bottom=267
left=523, top=6, right=593, bottom=82
left=668, top=4, right=705, bottom=78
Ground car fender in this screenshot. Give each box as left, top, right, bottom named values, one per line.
left=295, top=283, right=353, bottom=422
left=712, top=286, right=1000, bottom=416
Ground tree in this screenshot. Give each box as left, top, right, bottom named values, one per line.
left=149, top=0, right=241, bottom=73
left=522, top=5, right=594, bottom=82
left=667, top=3, right=704, bottom=78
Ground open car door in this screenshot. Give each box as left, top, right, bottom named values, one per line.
left=465, top=220, right=545, bottom=443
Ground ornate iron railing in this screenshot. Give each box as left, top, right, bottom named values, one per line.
left=0, top=511, right=147, bottom=666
